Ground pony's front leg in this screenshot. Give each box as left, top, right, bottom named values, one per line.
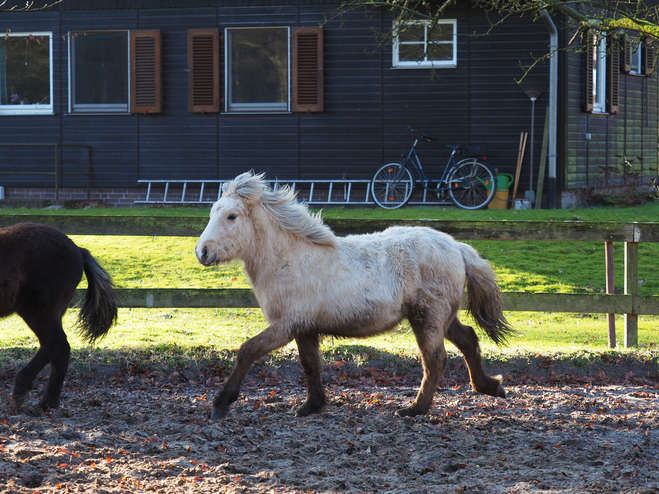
left=211, top=325, right=291, bottom=419
left=295, top=333, right=325, bottom=416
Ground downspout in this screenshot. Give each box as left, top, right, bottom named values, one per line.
left=541, top=9, right=558, bottom=209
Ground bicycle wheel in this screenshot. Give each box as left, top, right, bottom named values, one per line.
left=446, top=158, right=496, bottom=210
left=371, top=163, right=415, bottom=209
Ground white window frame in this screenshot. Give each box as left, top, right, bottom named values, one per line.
left=0, top=32, right=53, bottom=116
left=225, top=26, right=291, bottom=113
left=392, top=19, right=457, bottom=69
left=592, top=34, right=607, bottom=113
left=68, top=30, right=131, bottom=114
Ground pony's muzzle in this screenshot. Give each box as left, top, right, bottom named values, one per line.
left=196, top=244, right=217, bottom=266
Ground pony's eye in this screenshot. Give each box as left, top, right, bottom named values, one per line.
left=227, top=213, right=237, bottom=221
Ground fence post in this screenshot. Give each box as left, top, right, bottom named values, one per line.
left=605, top=241, right=616, bottom=348
left=624, top=241, right=639, bottom=347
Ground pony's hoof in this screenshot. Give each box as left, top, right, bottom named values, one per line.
left=37, top=398, right=60, bottom=411
left=295, top=401, right=324, bottom=417
left=211, top=405, right=230, bottom=420
left=395, top=406, right=426, bottom=417
left=496, top=385, right=506, bottom=399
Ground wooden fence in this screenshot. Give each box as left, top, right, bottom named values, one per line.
left=2, top=215, right=658, bottom=348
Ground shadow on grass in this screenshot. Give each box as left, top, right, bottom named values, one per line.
left=1, top=344, right=657, bottom=390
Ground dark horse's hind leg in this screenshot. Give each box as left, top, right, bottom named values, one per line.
left=295, top=333, right=326, bottom=416
left=446, top=318, right=506, bottom=398
left=397, top=315, right=448, bottom=417
left=13, top=312, right=71, bottom=410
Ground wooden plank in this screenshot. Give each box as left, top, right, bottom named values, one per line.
left=624, top=242, right=639, bottom=347
left=74, top=288, right=259, bottom=309
left=2, top=216, right=659, bottom=243
left=511, top=132, right=527, bottom=202
left=605, top=241, right=616, bottom=348
left=534, top=110, right=550, bottom=209
left=68, top=289, right=659, bottom=314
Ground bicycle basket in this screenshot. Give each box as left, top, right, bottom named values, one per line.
left=459, top=142, right=487, bottom=157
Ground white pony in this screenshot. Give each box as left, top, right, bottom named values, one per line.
left=196, top=171, right=513, bottom=419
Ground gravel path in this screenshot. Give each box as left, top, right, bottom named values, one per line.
left=1, top=351, right=658, bottom=493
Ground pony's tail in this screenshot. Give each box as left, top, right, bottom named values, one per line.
left=460, top=244, right=514, bottom=346
left=77, top=249, right=118, bottom=344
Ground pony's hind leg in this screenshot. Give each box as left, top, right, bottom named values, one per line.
left=14, top=313, right=71, bottom=410
left=294, top=333, right=326, bottom=416
left=446, top=318, right=505, bottom=398
left=397, top=315, right=448, bottom=417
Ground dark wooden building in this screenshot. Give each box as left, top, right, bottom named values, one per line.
left=0, top=0, right=656, bottom=207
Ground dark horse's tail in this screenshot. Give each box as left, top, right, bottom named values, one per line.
left=77, top=249, right=118, bottom=344
left=459, top=244, right=515, bottom=346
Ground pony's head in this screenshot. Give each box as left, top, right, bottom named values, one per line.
left=195, top=171, right=336, bottom=266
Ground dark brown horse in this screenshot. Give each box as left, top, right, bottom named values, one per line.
left=0, top=222, right=118, bottom=410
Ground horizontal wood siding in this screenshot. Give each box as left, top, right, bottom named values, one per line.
left=8, top=2, right=645, bottom=198
left=465, top=10, right=550, bottom=185
left=565, top=29, right=659, bottom=190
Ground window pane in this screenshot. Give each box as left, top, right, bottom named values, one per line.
left=428, top=24, right=453, bottom=43
left=73, top=32, right=128, bottom=107
left=399, top=43, right=425, bottom=62
left=0, top=35, right=50, bottom=106
left=631, top=42, right=642, bottom=73
left=229, top=28, right=288, bottom=107
left=399, top=25, right=424, bottom=43
left=428, top=43, right=453, bottom=61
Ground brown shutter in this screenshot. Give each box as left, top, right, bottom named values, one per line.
left=622, top=34, right=632, bottom=73
left=584, top=32, right=595, bottom=113
left=643, top=37, right=655, bottom=76
left=292, top=26, right=323, bottom=112
left=131, top=30, right=162, bottom=114
left=607, top=34, right=620, bottom=114
left=188, top=29, right=220, bottom=113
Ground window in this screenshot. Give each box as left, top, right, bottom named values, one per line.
left=226, top=27, right=289, bottom=112
left=585, top=32, right=619, bottom=115
left=69, top=31, right=129, bottom=113
left=630, top=39, right=643, bottom=75
left=623, top=35, right=655, bottom=76
left=392, top=19, right=457, bottom=69
left=592, top=34, right=607, bottom=113
left=0, top=32, right=53, bottom=115
left=187, top=26, right=323, bottom=114
left=69, top=30, right=161, bottom=114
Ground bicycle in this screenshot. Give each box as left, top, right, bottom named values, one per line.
left=371, top=128, right=497, bottom=210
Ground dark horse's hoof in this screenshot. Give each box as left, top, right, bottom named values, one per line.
left=295, top=400, right=325, bottom=417
left=395, top=405, right=426, bottom=417
left=211, top=405, right=230, bottom=420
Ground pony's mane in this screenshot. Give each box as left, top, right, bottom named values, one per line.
left=223, top=172, right=338, bottom=247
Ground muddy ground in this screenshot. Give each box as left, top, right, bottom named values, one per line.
left=0, top=349, right=658, bottom=494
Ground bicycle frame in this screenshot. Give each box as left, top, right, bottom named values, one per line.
left=397, top=137, right=460, bottom=194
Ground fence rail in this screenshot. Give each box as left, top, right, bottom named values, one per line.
left=2, top=215, right=657, bottom=348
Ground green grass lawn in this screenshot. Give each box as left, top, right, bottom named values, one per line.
left=1, top=202, right=658, bottom=359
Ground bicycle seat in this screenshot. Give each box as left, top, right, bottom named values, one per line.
left=446, top=144, right=462, bottom=150
left=407, top=127, right=437, bottom=142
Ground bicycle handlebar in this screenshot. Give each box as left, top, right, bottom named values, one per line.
left=407, top=127, right=437, bottom=143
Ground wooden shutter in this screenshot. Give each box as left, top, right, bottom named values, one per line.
left=292, top=26, right=323, bottom=112
left=584, top=32, right=595, bottom=113
left=131, top=30, right=162, bottom=114
left=622, top=35, right=632, bottom=73
left=644, top=37, right=656, bottom=76
left=607, top=34, right=620, bottom=115
left=188, top=29, right=220, bottom=113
